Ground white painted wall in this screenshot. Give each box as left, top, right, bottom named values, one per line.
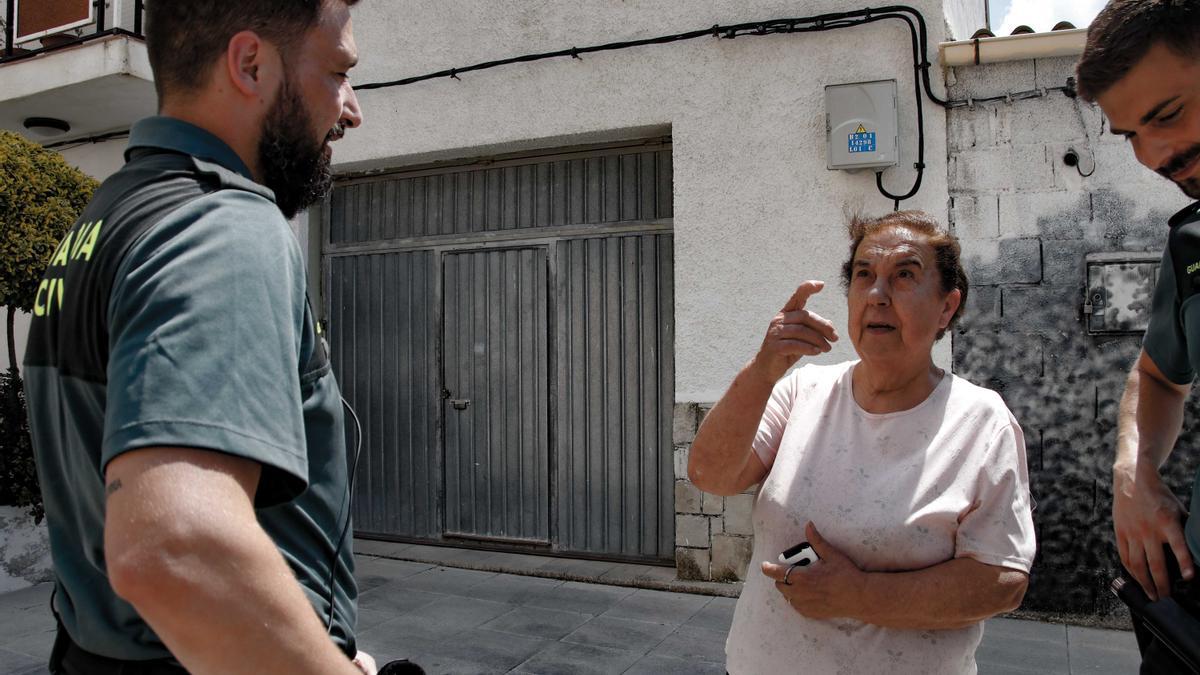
left=58, top=139, right=130, bottom=181
left=336, top=0, right=953, bottom=403
left=0, top=139, right=128, bottom=372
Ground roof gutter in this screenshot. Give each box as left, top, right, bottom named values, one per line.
left=939, top=28, right=1087, bottom=67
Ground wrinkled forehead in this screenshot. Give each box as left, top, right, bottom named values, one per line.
left=854, top=226, right=936, bottom=265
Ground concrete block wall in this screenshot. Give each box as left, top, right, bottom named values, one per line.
left=672, top=403, right=757, bottom=582
left=947, top=56, right=1200, bottom=616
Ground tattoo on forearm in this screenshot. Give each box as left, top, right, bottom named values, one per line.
left=106, top=479, right=123, bottom=497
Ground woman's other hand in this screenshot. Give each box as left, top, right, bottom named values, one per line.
left=763, top=522, right=865, bottom=621
left=750, top=281, right=838, bottom=384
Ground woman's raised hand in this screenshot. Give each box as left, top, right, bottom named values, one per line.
left=751, top=280, right=838, bottom=383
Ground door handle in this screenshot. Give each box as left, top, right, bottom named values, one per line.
left=449, top=399, right=471, bottom=410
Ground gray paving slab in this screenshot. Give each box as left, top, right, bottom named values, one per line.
left=977, top=662, right=1057, bottom=675
left=512, top=640, right=642, bottom=675
left=0, top=583, right=52, bottom=613
left=976, top=634, right=1071, bottom=674
left=561, top=615, right=676, bottom=653
left=358, top=611, right=468, bottom=647
left=645, top=623, right=727, bottom=664
left=986, top=616, right=1069, bottom=642
left=1067, top=625, right=1140, bottom=651
left=355, top=557, right=435, bottom=593
left=624, top=652, right=726, bottom=675
left=1, top=623, right=56, bottom=661
left=0, top=605, right=55, bottom=652
left=596, top=564, right=677, bottom=586
left=1067, top=625, right=1142, bottom=674
left=357, top=584, right=444, bottom=616
left=405, top=595, right=515, bottom=629
left=683, top=595, right=737, bottom=632
left=0, top=647, right=47, bottom=675
left=481, top=606, right=594, bottom=641
left=356, top=607, right=400, bottom=633
left=402, top=651, right=509, bottom=675
left=522, top=580, right=636, bottom=616
left=427, top=628, right=550, bottom=671
left=394, top=566, right=499, bottom=595
left=600, top=587, right=711, bottom=626
left=534, top=557, right=620, bottom=579
left=460, top=573, right=564, bottom=605
left=353, top=539, right=414, bottom=557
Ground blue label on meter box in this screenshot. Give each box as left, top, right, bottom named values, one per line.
left=849, top=124, right=876, bottom=154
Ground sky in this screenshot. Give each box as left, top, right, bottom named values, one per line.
left=989, top=0, right=1107, bottom=34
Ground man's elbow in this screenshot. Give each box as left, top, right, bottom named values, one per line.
left=106, top=518, right=220, bottom=609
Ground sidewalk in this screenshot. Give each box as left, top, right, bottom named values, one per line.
left=0, top=552, right=1140, bottom=674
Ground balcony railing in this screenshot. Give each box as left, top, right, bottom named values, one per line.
left=2, top=0, right=144, bottom=63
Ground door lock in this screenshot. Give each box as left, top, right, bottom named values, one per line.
left=449, top=399, right=471, bottom=410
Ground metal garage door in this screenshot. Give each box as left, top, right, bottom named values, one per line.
left=322, top=139, right=675, bottom=561
left=443, top=247, right=550, bottom=544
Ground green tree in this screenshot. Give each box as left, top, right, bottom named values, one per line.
left=0, top=131, right=97, bottom=519
left=0, top=131, right=96, bottom=368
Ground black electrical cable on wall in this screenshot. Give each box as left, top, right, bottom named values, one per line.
left=354, top=6, right=949, bottom=209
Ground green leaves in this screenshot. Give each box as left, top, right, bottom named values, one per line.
left=0, top=368, right=42, bottom=522
left=0, top=131, right=98, bottom=312
left=0, top=132, right=96, bottom=518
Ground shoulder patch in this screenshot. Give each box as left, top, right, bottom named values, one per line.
left=1169, top=219, right=1200, bottom=302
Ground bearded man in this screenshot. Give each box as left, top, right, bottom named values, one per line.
left=1078, top=1, right=1200, bottom=672
left=22, top=2, right=377, bottom=673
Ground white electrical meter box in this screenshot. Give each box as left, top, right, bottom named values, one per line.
left=825, top=79, right=898, bottom=171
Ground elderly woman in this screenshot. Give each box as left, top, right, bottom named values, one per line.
left=689, top=211, right=1035, bottom=674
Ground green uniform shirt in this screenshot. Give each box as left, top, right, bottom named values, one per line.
left=1141, top=200, right=1200, bottom=561
left=23, top=116, right=357, bottom=661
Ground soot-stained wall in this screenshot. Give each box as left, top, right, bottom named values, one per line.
left=947, top=56, right=1200, bottom=616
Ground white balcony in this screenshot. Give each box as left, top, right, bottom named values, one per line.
left=1, top=0, right=153, bottom=144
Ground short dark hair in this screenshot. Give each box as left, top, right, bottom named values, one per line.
left=840, top=211, right=968, bottom=340
left=145, top=0, right=360, bottom=101
left=1076, top=0, right=1200, bottom=103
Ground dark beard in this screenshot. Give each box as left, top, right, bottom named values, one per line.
left=1158, top=143, right=1200, bottom=200
left=257, top=76, right=332, bottom=220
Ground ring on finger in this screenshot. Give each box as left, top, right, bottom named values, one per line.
left=782, top=563, right=801, bottom=585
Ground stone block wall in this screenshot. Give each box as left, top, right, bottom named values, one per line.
left=672, top=402, right=757, bottom=582
left=947, top=56, right=1200, bottom=616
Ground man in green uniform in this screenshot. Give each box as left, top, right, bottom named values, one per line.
left=1078, top=1, right=1200, bottom=671
left=23, top=2, right=372, bottom=673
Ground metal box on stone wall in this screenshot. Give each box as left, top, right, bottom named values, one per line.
left=825, top=79, right=898, bottom=171
left=1084, top=252, right=1161, bottom=334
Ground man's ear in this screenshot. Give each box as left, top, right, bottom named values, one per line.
left=224, top=30, right=279, bottom=99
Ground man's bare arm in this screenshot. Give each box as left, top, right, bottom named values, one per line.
left=104, top=447, right=360, bottom=675
left=1113, top=350, right=1194, bottom=600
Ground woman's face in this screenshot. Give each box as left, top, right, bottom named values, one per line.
left=846, top=226, right=961, bottom=366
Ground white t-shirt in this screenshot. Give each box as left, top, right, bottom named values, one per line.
left=725, top=361, right=1036, bottom=675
